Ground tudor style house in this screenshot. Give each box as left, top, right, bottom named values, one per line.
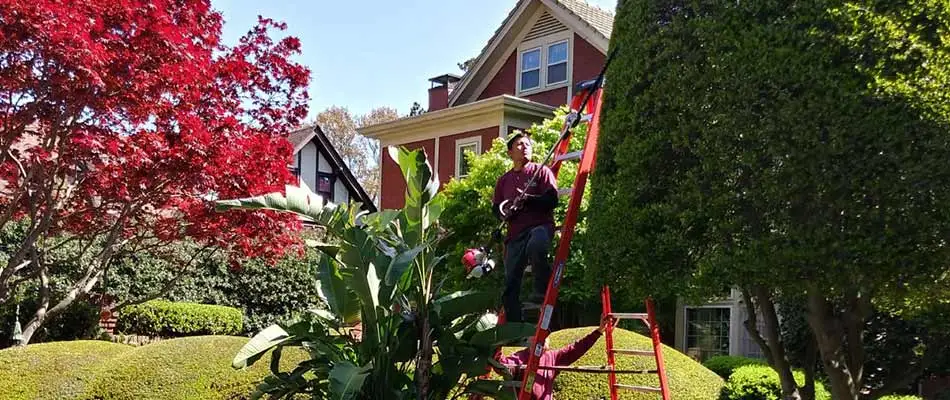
left=359, top=0, right=765, bottom=363
left=287, top=124, right=376, bottom=213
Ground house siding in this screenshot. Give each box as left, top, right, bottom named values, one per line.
left=380, top=138, right=436, bottom=210
left=476, top=50, right=517, bottom=102
left=571, top=32, right=605, bottom=89
left=437, top=127, right=499, bottom=187
left=525, top=87, right=568, bottom=106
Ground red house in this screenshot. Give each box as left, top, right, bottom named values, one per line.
left=358, top=0, right=614, bottom=210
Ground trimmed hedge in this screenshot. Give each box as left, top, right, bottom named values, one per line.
left=722, top=365, right=830, bottom=400
left=702, top=355, right=767, bottom=379
left=0, top=340, right=132, bottom=399
left=878, top=396, right=922, bottom=400
left=0, top=337, right=304, bottom=400
left=82, top=335, right=307, bottom=400
left=504, top=327, right=723, bottom=399
left=116, top=300, right=242, bottom=337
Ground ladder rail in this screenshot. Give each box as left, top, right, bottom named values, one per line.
left=603, top=286, right=619, bottom=400
left=647, top=298, right=672, bottom=400
left=517, top=88, right=606, bottom=400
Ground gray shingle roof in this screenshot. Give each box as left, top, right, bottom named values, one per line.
left=552, top=0, right=615, bottom=39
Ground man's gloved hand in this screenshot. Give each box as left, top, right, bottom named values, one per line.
left=499, top=199, right=523, bottom=220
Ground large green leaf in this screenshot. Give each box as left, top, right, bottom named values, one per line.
left=329, top=361, right=371, bottom=399
left=434, top=290, right=496, bottom=323
left=215, top=184, right=351, bottom=230
left=385, top=244, right=424, bottom=286
left=316, top=257, right=360, bottom=324
left=232, top=325, right=294, bottom=369
left=470, top=322, right=536, bottom=348
left=465, top=379, right=519, bottom=400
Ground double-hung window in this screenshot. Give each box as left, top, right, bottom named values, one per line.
left=520, top=48, right=542, bottom=92
left=518, top=37, right=570, bottom=93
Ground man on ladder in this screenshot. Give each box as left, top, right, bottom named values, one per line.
left=492, top=131, right=559, bottom=323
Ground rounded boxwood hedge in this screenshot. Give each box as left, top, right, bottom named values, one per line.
left=0, top=340, right=132, bottom=399
left=504, top=327, right=723, bottom=399
left=116, top=300, right=243, bottom=337
left=702, top=355, right=767, bottom=379
left=81, top=335, right=307, bottom=400
left=722, top=365, right=831, bottom=400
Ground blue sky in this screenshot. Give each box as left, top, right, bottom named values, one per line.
left=210, top=0, right=617, bottom=119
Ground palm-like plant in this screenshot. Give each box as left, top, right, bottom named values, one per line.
left=216, top=147, right=532, bottom=399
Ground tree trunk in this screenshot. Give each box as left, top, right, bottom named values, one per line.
left=17, top=265, right=50, bottom=346
left=806, top=291, right=861, bottom=400
left=747, top=287, right=802, bottom=400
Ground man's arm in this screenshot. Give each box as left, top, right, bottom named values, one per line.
left=551, top=328, right=602, bottom=366
left=492, top=176, right=505, bottom=221
left=522, top=165, right=558, bottom=211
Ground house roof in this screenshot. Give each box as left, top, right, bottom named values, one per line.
left=287, top=124, right=377, bottom=213
left=552, top=0, right=614, bottom=39
left=447, top=0, right=615, bottom=107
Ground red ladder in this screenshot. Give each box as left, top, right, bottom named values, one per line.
left=513, top=76, right=671, bottom=400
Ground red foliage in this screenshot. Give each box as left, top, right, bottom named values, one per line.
left=0, top=0, right=310, bottom=260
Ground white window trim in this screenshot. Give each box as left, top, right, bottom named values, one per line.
left=455, top=137, right=481, bottom=177
left=546, top=39, right=569, bottom=86
left=516, top=31, right=573, bottom=96
left=519, top=46, right=542, bottom=92
left=682, top=305, right=734, bottom=359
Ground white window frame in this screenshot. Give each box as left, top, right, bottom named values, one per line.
left=546, top=39, right=569, bottom=86
left=682, top=305, right=733, bottom=361
left=516, top=31, right=573, bottom=96
left=455, top=137, right=481, bottom=177
left=519, top=47, right=542, bottom=92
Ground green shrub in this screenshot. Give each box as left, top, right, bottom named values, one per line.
left=503, top=327, right=723, bottom=399
left=722, top=365, right=830, bottom=400
left=702, top=355, right=767, bottom=379
left=0, top=340, right=132, bottom=399
left=878, top=396, right=923, bottom=400
left=106, top=244, right=324, bottom=334
left=82, top=335, right=307, bottom=400
left=116, top=300, right=242, bottom=337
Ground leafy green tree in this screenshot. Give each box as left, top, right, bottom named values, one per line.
left=588, top=1, right=950, bottom=399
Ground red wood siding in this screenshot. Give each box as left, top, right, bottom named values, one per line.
left=437, top=127, right=499, bottom=187
left=571, top=32, right=605, bottom=87
left=380, top=138, right=435, bottom=210
left=476, top=50, right=517, bottom=102
left=525, top=87, right=568, bottom=106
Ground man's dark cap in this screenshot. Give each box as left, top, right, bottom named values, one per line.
left=506, top=131, right=531, bottom=150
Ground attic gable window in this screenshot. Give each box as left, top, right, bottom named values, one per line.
left=520, top=48, right=541, bottom=91
left=517, top=32, right=571, bottom=95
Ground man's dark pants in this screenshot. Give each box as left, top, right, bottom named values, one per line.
left=503, top=224, right=554, bottom=323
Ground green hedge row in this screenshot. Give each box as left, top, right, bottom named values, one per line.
left=722, top=365, right=830, bottom=400
left=702, top=355, right=767, bottom=379
left=116, top=300, right=242, bottom=337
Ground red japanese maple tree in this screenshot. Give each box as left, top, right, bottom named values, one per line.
left=0, top=0, right=310, bottom=344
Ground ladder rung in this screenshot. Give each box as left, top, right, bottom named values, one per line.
left=612, top=348, right=655, bottom=356
left=581, top=113, right=593, bottom=122
left=615, top=384, right=663, bottom=393
left=609, top=313, right=649, bottom=320
left=522, top=365, right=657, bottom=374
left=557, top=188, right=573, bottom=197
left=555, top=150, right=583, bottom=162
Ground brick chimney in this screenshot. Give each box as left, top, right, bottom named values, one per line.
left=427, top=74, right=461, bottom=112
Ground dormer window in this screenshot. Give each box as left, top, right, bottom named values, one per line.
left=517, top=33, right=572, bottom=94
